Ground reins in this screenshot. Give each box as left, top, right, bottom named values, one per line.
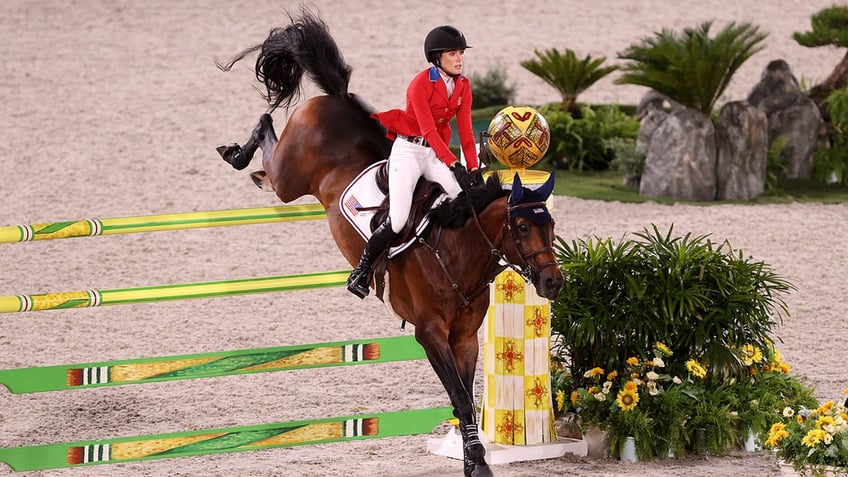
left=419, top=195, right=556, bottom=307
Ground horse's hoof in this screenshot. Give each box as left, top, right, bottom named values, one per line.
left=216, top=144, right=250, bottom=170
left=249, top=171, right=275, bottom=191
left=470, top=464, right=493, bottom=477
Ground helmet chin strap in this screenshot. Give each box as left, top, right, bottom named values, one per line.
left=434, top=59, right=461, bottom=78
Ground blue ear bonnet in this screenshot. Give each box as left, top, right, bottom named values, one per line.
left=508, top=173, right=555, bottom=225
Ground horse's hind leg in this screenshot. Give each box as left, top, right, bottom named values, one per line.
left=415, top=323, right=492, bottom=477
left=217, top=113, right=275, bottom=171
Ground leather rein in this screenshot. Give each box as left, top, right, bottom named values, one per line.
left=418, top=197, right=557, bottom=307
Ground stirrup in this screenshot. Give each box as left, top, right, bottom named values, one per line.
left=346, top=269, right=370, bottom=299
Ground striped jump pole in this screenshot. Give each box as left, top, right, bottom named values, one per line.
left=0, top=335, right=426, bottom=394
left=0, top=407, right=454, bottom=472
left=0, top=270, right=349, bottom=314
left=0, top=204, right=326, bottom=244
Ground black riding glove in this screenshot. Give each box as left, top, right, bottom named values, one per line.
left=451, top=164, right=475, bottom=190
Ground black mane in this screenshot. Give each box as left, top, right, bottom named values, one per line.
left=429, top=172, right=508, bottom=229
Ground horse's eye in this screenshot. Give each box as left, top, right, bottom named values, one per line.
left=518, top=222, right=529, bottom=233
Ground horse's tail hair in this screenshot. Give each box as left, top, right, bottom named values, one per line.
left=216, top=8, right=351, bottom=111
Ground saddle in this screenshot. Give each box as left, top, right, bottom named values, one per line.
left=369, top=161, right=446, bottom=300
left=370, top=161, right=444, bottom=240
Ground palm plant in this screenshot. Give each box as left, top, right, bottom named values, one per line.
left=615, top=21, right=767, bottom=115
left=520, top=48, right=617, bottom=115
left=793, top=5, right=848, bottom=116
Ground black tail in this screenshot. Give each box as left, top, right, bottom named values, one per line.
left=216, top=8, right=352, bottom=111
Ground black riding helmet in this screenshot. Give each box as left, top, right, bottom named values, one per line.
left=424, top=26, right=471, bottom=73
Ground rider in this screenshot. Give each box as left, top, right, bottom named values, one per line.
left=346, top=25, right=480, bottom=299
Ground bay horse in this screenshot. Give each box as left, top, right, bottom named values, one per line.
left=216, top=10, right=563, bottom=477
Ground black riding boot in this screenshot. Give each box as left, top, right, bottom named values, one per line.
left=347, top=220, right=396, bottom=299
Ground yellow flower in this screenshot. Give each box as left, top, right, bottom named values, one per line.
left=801, top=429, right=827, bottom=447
left=654, top=342, right=673, bottom=356
left=770, top=422, right=786, bottom=434
left=739, top=344, right=763, bottom=366
left=616, top=388, right=639, bottom=411
left=583, top=367, right=605, bottom=378
left=607, top=370, right=618, bottom=380
left=816, top=416, right=835, bottom=430
left=817, top=401, right=834, bottom=415
left=626, top=357, right=640, bottom=367
left=778, top=363, right=791, bottom=374
left=588, top=386, right=600, bottom=395
left=685, top=359, right=707, bottom=379
left=555, top=390, right=565, bottom=412
left=623, top=381, right=638, bottom=392
left=843, top=387, right=848, bottom=395
left=765, top=429, right=789, bottom=447
left=570, top=390, right=578, bottom=405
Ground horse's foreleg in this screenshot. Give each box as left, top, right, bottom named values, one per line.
left=217, top=113, right=276, bottom=171
left=415, top=324, right=491, bottom=477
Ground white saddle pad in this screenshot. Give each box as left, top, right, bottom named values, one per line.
left=338, top=160, right=447, bottom=259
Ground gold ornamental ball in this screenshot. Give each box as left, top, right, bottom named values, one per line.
left=486, top=106, right=550, bottom=169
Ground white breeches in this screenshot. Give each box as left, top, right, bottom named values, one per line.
left=387, top=139, right=462, bottom=233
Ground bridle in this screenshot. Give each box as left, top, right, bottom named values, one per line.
left=421, top=196, right=557, bottom=307
left=502, top=201, right=559, bottom=282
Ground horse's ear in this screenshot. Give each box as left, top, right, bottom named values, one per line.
left=534, top=172, right=555, bottom=201
left=509, top=172, right=524, bottom=204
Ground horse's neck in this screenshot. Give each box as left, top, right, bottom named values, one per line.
left=459, top=197, right=509, bottom=282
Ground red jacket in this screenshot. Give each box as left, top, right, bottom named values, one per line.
left=372, top=66, right=478, bottom=170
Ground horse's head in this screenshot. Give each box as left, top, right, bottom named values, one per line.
left=503, top=172, right=564, bottom=300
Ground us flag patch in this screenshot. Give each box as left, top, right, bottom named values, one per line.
left=344, top=195, right=362, bottom=216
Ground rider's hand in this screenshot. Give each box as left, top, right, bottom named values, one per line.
left=451, top=163, right=475, bottom=190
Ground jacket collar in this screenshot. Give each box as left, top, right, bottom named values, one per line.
left=429, top=65, right=464, bottom=82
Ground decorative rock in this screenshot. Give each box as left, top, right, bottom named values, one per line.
left=715, top=101, right=769, bottom=200
left=636, top=107, right=668, bottom=155
left=748, top=59, right=825, bottom=179
left=639, top=109, right=717, bottom=201
left=747, top=59, right=801, bottom=106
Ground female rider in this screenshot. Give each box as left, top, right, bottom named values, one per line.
left=347, top=25, right=479, bottom=298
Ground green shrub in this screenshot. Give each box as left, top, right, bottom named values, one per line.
left=813, top=85, right=848, bottom=185
left=540, top=103, right=639, bottom=171
left=607, top=137, right=645, bottom=186
left=551, top=225, right=793, bottom=383
left=470, top=65, right=515, bottom=109
left=550, top=225, right=816, bottom=459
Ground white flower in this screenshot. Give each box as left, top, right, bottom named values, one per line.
left=652, top=357, right=665, bottom=368
left=672, top=376, right=682, bottom=384
left=602, top=381, right=613, bottom=394
left=783, top=407, right=795, bottom=417
left=823, top=432, right=833, bottom=445
left=594, top=392, right=607, bottom=402
left=647, top=381, right=660, bottom=396
left=824, top=423, right=837, bottom=434
left=646, top=371, right=660, bottom=381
